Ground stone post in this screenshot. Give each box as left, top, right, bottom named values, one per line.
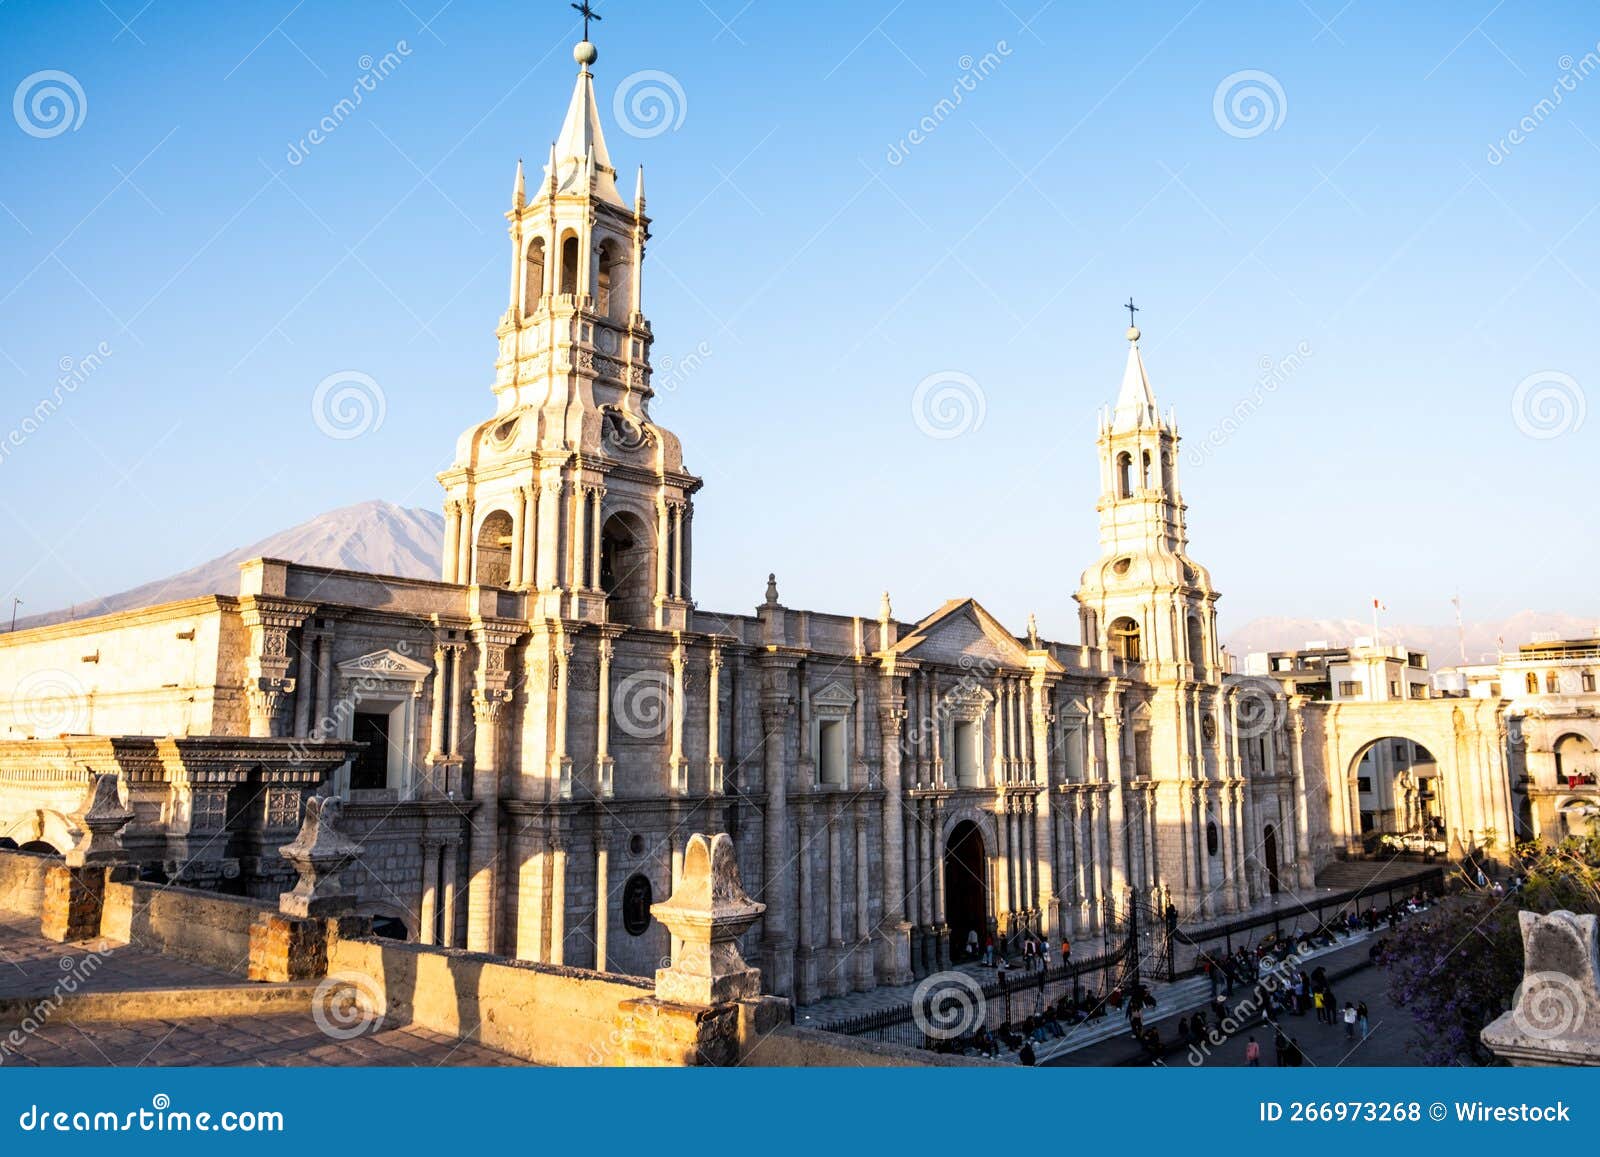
left=1482, top=910, right=1600, bottom=1066
left=41, top=773, right=135, bottom=943
left=248, top=793, right=368, bottom=982
left=614, top=832, right=788, bottom=1066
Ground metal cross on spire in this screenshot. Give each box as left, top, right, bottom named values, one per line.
left=571, top=0, right=601, bottom=40
left=1124, top=297, right=1140, bottom=327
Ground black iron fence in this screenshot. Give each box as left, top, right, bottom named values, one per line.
left=816, top=942, right=1130, bottom=1050
left=1157, top=865, right=1445, bottom=981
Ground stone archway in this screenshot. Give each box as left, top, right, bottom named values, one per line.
left=943, top=820, right=988, bottom=963
left=1262, top=824, right=1281, bottom=894
left=1322, top=698, right=1513, bottom=863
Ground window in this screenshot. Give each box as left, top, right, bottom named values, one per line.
left=1109, top=617, right=1142, bottom=663
left=559, top=234, right=579, bottom=295
left=1546, top=672, right=1559, bottom=694
left=596, top=242, right=613, bottom=316
left=1357, top=776, right=1372, bottom=793
left=1338, top=681, right=1361, bottom=697
left=475, top=509, right=515, bottom=587
left=1186, top=615, right=1204, bottom=664
left=1585, top=671, right=1596, bottom=693
left=1205, top=822, right=1219, bottom=857
left=1141, top=450, right=1153, bottom=489
left=1409, top=683, right=1427, bottom=699
left=817, top=719, right=847, bottom=786
left=523, top=237, right=545, bottom=314
left=1389, top=680, right=1401, bottom=697
left=1527, top=672, right=1540, bottom=695
left=1116, top=452, right=1133, bottom=499
left=953, top=720, right=981, bottom=787
left=350, top=712, right=393, bottom=792
left=622, top=874, right=653, bottom=935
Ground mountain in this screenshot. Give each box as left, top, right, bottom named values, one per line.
left=15, top=500, right=444, bottom=630
left=1224, top=611, right=1600, bottom=667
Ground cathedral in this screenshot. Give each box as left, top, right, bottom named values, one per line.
left=0, top=37, right=1516, bottom=1004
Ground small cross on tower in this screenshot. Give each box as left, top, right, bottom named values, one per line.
left=572, top=0, right=601, bottom=40
left=1124, top=297, right=1139, bottom=327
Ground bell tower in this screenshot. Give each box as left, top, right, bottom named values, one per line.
left=438, top=30, right=700, bottom=630
left=1075, top=318, right=1219, bottom=679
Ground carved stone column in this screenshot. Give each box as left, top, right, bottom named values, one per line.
left=758, top=658, right=795, bottom=997
left=241, top=598, right=314, bottom=738
left=875, top=669, right=913, bottom=985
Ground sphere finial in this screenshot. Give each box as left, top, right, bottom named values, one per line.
left=574, top=40, right=597, bottom=66
left=1126, top=325, right=1141, bottom=343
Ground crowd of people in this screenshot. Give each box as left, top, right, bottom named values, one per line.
left=922, top=885, right=1446, bottom=1067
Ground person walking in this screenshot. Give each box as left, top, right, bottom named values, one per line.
left=1313, top=989, right=1327, bottom=1024
left=1356, top=1000, right=1370, bottom=1039
left=1342, top=1001, right=1357, bottom=1039
left=966, top=928, right=979, bottom=961
left=1245, top=1036, right=1261, bottom=1067
left=983, top=935, right=994, bottom=967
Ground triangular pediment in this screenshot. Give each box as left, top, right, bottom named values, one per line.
left=337, top=649, right=433, bottom=681
left=894, top=599, right=1061, bottom=672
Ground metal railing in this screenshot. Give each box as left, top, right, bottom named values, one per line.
left=817, top=942, right=1130, bottom=1049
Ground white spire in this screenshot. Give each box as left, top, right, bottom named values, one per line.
left=544, top=45, right=624, bottom=207
left=1111, top=325, right=1159, bottom=432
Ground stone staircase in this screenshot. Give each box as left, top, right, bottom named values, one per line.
left=1313, top=858, right=1441, bottom=892
left=1032, top=973, right=1213, bottom=1062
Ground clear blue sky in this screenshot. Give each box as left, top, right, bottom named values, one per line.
left=1, top=0, right=1595, bottom=641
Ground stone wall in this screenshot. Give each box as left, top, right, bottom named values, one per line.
left=100, top=879, right=276, bottom=976
left=0, top=597, right=231, bottom=738
left=0, top=847, right=57, bottom=917
left=327, top=936, right=654, bottom=1066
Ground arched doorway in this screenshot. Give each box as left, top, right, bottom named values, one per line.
left=1352, top=736, right=1444, bottom=849
left=943, top=821, right=987, bottom=962
left=475, top=510, right=514, bottom=587
left=599, top=510, right=654, bottom=626
left=1262, top=824, right=1281, bottom=895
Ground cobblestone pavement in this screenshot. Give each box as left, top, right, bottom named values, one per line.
left=1, top=1014, right=526, bottom=1066
left=0, top=917, right=237, bottom=997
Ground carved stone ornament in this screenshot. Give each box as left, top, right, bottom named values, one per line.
left=649, top=832, right=766, bottom=1007
left=277, top=792, right=363, bottom=919
left=65, top=772, right=135, bottom=867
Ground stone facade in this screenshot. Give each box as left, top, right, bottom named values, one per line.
left=0, top=37, right=1521, bottom=1005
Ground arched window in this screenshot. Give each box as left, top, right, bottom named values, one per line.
left=475, top=510, right=515, bottom=587
left=1546, top=671, right=1560, bottom=694
left=600, top=510, right=655, bottom=626
left=596, top=241, right=614, bottom=317
left=1186, top=614, right=1204, bottom=664
left=1116, top=451, right=1133, bottom=498
left=622, top=874, right=653, bottom=935
left=559, top=234, right=580, bottom=296
left=1141, top=450, right=1153, bottom=490
left=523, top=237, right=545, bottom=315
left=1109, top=616, right=1141, bottom=662
left=1206, top=821, right=1220, bottom=857
left=1526, top=672, right=1540, bottom=695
